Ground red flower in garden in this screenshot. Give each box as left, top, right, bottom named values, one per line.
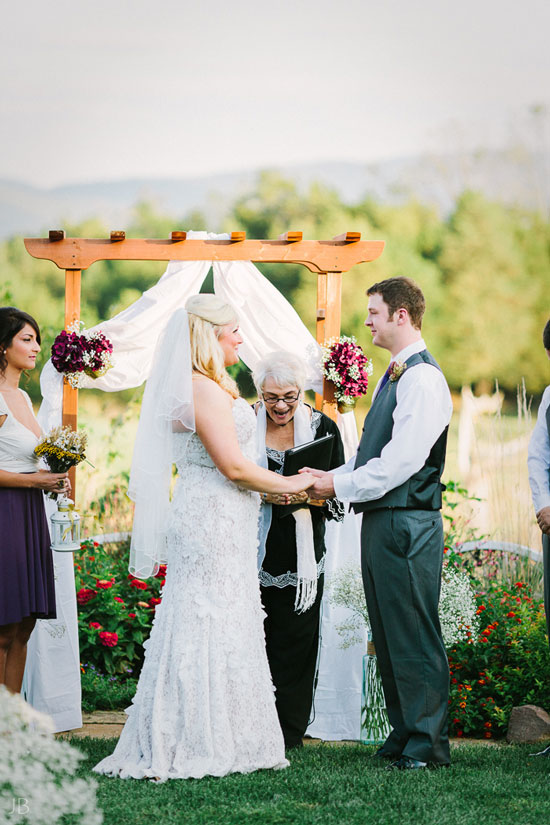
left=155, top=565, right=167, bottom=579
left=484, top=722, right=492, bottom=728
left=128, top=613, right=136, bottom=619
left=130, top=579, right=148, bottom=590
left=114, top=596, right=124, bottom=604
left=88, top=556, right=95, bottom=561
left=77, top=588, right=97, bottom=605
left=456, top=730, right=464, bottom=737
left=514, top=582, right=524, bottom=588
left=149, top=597, right=161, bottom=608
left=96, top=579, right=114, bottom=590
left=89, top=621, right=102, bottom=629
left=507, top=611, right=516, bottom=618
left=484, top=731, right=492, bottom=739
left=98, top=631, right=118, bottom=647
left=93, top=541, right=99, bottom=548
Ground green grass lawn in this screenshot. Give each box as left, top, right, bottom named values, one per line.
left=77, top=739, right=550, bottom=825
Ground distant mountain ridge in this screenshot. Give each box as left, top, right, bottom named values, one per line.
left=1, top=150, right=547, bottom=240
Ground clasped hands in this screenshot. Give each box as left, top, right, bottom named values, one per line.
left=536, top=506, right=550, bottom=535
left=299, top=467, right=336, bottom=500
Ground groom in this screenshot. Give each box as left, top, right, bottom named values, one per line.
left=304, top=276, right=453, bottom=769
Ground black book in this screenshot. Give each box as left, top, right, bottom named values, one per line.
left=277, top=433, right=335, bottom=517
left=282, top=433, right=335, bottom=476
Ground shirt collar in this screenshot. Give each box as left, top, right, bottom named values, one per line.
left=390, top=338, right=426, bottom=364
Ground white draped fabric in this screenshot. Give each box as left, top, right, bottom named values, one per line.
left=24, top=231, right=365, bottom=740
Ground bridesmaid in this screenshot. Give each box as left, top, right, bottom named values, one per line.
left=0, top=307, right=69, bottom=692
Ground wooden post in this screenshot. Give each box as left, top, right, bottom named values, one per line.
left=62, top=269, right=81, bottom=499
left=315, top=271, right=342, bottom=421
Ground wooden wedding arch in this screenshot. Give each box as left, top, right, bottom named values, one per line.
left=24, top=230, right=385, bottom=493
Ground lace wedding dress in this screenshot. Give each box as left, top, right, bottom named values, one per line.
left=94, top=398, right=288, bottom=780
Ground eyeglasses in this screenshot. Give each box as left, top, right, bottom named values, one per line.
left=262, top=392, right=300, bottom=405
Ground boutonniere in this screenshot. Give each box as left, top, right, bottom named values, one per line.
left=389, top=360, right=407, bottom=382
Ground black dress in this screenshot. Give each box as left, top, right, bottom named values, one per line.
left=260, top=407, right=345, bottom=748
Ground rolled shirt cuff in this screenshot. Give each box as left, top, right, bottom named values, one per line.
left=332, top=472, right=357, bottom=502
left=533, top=494, right=550, bottom=514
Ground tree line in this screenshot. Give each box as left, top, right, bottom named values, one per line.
left=1, top=171, right=549, bottom=403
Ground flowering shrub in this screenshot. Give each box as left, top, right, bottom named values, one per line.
left=448, top=581, right=550, bottom=738
left=74, top=538, right=165, bottom=676
left=51, top=321, right=114, bottom=389
left=80, top=664, right=137, bottom=713
left=0, top=686, right=102, bottom=824
left=321, top=335, right=373, bottom=406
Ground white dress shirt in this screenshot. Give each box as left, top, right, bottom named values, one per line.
left=333, top=339, right=453, bottom=504
left=527, top=385, right=550, bottom=513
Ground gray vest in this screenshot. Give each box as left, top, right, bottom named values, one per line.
left=351, top=350, right=448, bottom=514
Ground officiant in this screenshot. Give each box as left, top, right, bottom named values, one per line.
left=253, top=351, right=345, bottom=749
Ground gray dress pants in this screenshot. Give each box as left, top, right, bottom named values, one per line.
left=361, top=508, right=450, bottom=764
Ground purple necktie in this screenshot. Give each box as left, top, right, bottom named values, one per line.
left=377, top=361, right=395, bottom=395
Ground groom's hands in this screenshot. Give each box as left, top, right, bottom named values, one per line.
left=299, top=467, right=336, bottom=499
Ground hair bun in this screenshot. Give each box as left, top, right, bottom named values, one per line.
left=185, top=294, right=237, bottom=326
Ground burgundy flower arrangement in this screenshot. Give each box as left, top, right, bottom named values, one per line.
left=322, top=335, right=373, bottom=413
left=51, top=321, right=114, bottom=388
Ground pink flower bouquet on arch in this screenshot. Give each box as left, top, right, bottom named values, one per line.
left=322, top=335, right=373, bottom=413
left=51, top=321, right=114, bottom=389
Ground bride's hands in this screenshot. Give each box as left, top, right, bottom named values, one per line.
left=284, top=472, right=315, bottom=494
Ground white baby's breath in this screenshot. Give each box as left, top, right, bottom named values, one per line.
left=0, top=687, right=102, bottom=824
left=439, top=566, right=480, bottom=645
left=330, top=562, right=479, bottom=649
left=329, top=564, right=370, bottom=648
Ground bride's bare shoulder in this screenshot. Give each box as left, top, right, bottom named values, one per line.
left=192, top=374, right=232, bottom=407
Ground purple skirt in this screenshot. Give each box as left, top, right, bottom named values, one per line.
left=0, top=486, right=56, bottom=625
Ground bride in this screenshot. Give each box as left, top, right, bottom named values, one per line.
left=94, top=294, right=314, bottom=781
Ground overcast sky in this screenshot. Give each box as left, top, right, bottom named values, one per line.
left=1, top=0, right=549, bottom=187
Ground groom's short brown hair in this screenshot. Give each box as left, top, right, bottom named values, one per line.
left=367, top=277, right=425, bottom=330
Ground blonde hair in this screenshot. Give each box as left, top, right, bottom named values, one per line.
left=185, top=294, right=240, bottom=398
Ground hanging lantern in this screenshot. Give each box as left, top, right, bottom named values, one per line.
left=50, top=496, right=81, bottom=552
left=360, top=630, right=391, bottom=745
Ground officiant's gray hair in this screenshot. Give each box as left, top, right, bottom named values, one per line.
left=252, top=351, right=306, bottom=395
